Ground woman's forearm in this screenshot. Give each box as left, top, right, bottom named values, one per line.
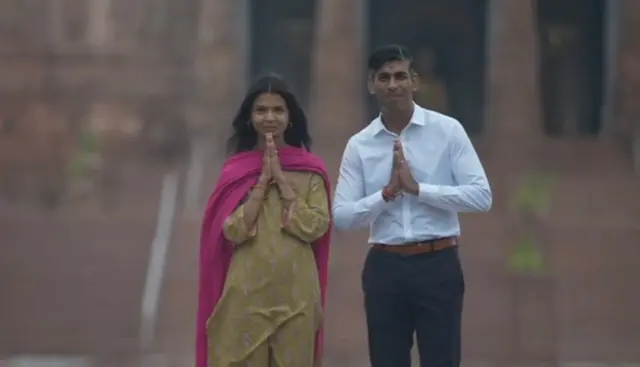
left=242, top=176, right=269, bottom=229
left=275, top=175, right=296, bottom=202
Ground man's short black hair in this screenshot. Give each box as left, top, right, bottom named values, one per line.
left=367, top=44, right=413, bottom=73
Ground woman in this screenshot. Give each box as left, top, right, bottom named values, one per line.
left=196, top=74, right=332, bottom=367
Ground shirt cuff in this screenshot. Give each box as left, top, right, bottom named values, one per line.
left=418, top=183, right=440, bottom=202
left=359, top=189, right=391, bottom=214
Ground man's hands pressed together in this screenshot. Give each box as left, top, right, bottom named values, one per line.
left=383, top=140, right=419, bottom=201
left=394, top=140, right=420, bottom=195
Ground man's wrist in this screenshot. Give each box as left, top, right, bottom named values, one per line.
left=382, top=185, right=399, bottom=202
left=405, top=182, right=420, bottom=196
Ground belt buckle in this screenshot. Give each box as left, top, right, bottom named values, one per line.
left=406, top=241, right=433, bottom=255
left=419, top=240, right=436, bottom=252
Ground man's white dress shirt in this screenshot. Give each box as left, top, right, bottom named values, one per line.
left=332, top=104, right=492, bottom=245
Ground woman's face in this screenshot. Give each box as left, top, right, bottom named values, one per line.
left=251, top=93, right=289, bottom=137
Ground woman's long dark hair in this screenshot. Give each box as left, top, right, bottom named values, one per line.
left=226, top=73, right=312, bottom=155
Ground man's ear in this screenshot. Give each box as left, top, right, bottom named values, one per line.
left=367, top=72, right=375, bottom=95
left=410, top=69, right=420, bottom=92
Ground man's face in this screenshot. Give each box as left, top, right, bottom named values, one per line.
left=368, top=60, right=418, bottom=110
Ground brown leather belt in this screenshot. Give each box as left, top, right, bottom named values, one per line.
left=372, top=236, right=458, bottom=255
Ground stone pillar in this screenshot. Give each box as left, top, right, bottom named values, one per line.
left=485, top=3, right=558, bottom=366
left=484, top=0, right=544, bottom=209
left=310, top=0, right=365, bottom=175
left=189, top=0, right=246, bottom=137
left=485, top=0, right=543, bottom=144
left=598, top=0, right=620, bottom=139
left=616, top=0, right=640, bottom=174
left=86, top=0, right=112, bottom=48
left=184, top=0, right=246, bottom=212
left=310, top=2, right=369, bottom=364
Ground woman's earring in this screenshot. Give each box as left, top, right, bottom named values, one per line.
left=287, top=122, right=292, bottom=129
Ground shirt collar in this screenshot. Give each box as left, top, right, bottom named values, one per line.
left=371, top=103, right=426, bottom=136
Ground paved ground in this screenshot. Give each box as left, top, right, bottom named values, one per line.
left=3, top=210, right=639, bottom=364
left=1, top=160, right=640, bottom=364
left=2, top=354, right=640, bottom=367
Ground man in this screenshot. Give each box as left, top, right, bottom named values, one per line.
left=332, top=44, right=492, bottom=367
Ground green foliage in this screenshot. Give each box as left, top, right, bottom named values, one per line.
left=507, top=233, right=545, bottom=272
left=512, top=173, right=555, bottom=216
left=68, top=130, right=102, bottom=178
left=77, top=130, right=101, bottom=154
left=68, top=153, right=92, bottom=178
left=507, top=173, right=555, bottom=274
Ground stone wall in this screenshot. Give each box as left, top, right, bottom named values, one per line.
left=0, top=0, right=639, bottom=363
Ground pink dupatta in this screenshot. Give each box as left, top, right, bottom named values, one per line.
left=196, top=146, right=332, bottom=367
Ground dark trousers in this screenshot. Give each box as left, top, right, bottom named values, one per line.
left=362, top=246, right=465, bottom=367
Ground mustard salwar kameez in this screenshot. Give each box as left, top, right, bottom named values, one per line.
left=206, top=171, right=330, bottom=367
